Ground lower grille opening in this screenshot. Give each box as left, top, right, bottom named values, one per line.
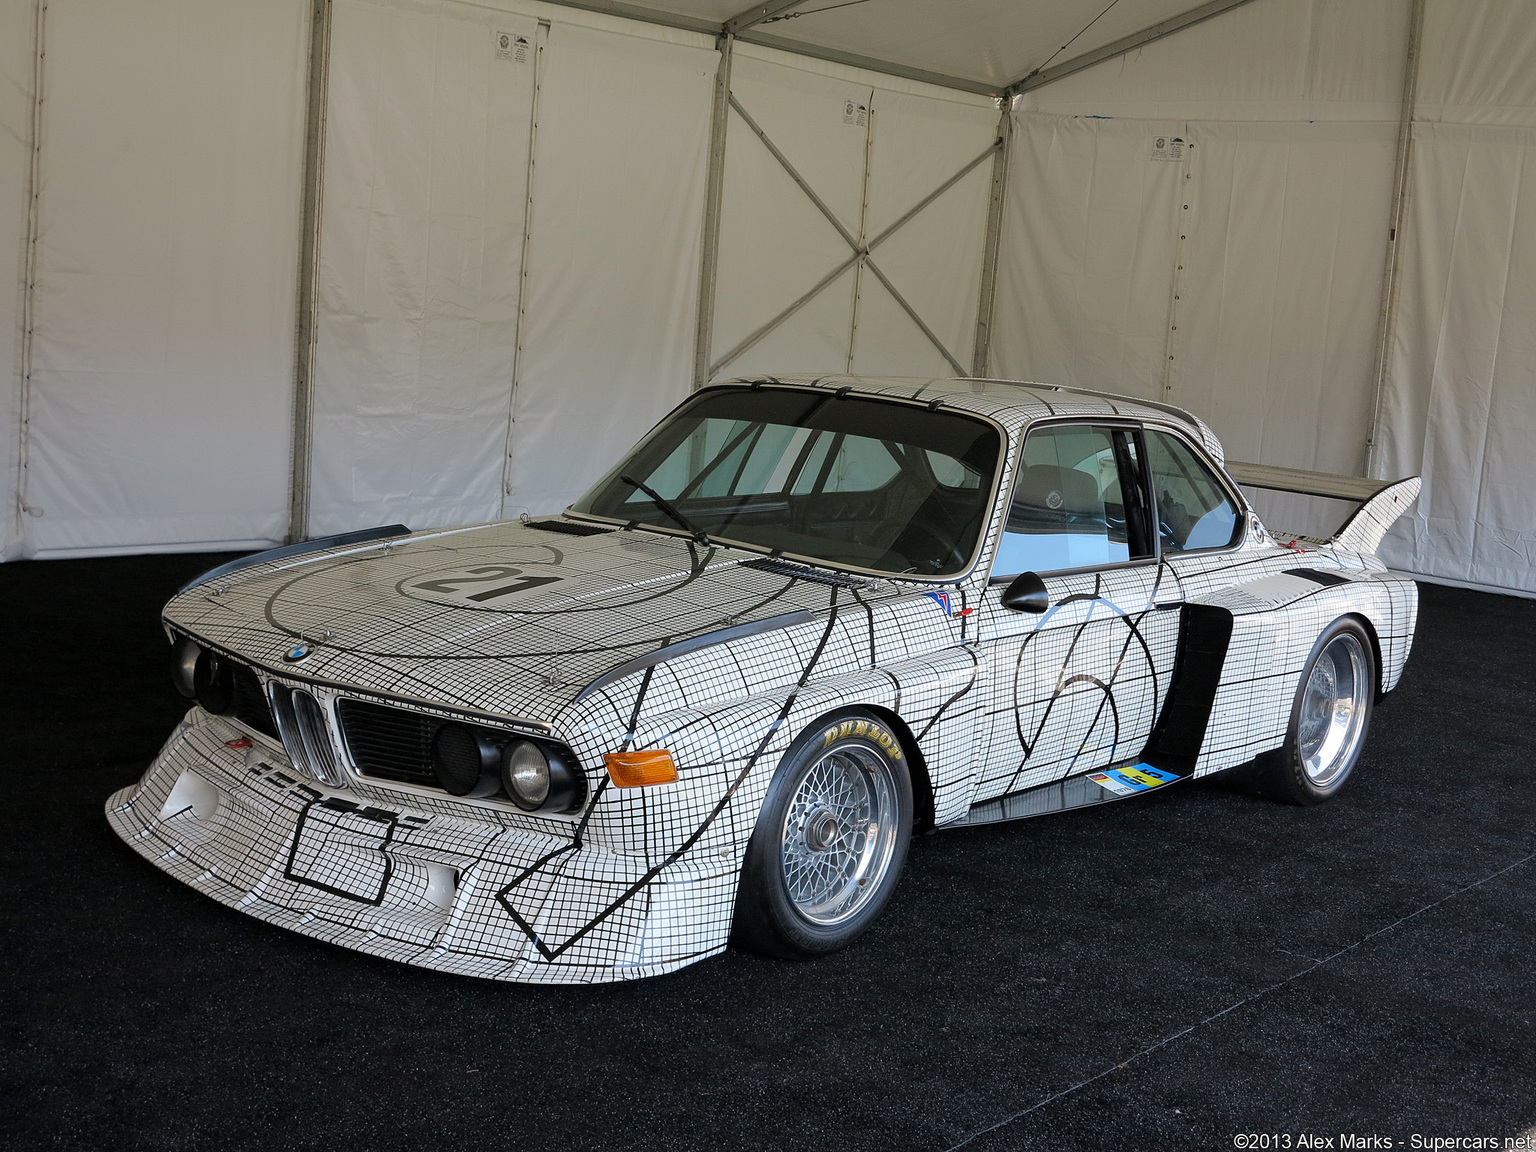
left=336, top=699, right=441, bottom=785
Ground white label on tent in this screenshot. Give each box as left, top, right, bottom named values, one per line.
left=495, top=30, right=530, bottom=63
left=842, top=99, right=868, bottom=127
left=1150, top=135, right=1185, bottom=162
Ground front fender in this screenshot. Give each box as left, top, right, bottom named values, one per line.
left=563, top=645, right=985, bottom=860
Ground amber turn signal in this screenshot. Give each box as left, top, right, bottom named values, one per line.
left=604, top=749, right=678, bottom=788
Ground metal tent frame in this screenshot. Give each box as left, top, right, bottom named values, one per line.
left=704, top=87, right=1000, bottom=381
left=280, top=0, right=1284, bottom=540
left=545, top=0, right=1269, bottom=100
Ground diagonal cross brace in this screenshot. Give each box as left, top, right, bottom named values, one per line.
left=713, top=94, right=995, bottom=378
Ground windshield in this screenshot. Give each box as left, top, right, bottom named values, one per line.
left=571, top=386, right=1002, bottom=576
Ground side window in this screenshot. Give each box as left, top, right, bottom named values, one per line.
left=994, top=425, right=1148, bottom=576
left=1145, top=430, right=1242, bottom=554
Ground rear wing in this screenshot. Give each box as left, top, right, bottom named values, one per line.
left=1225, top=461, right=1420, bottom=555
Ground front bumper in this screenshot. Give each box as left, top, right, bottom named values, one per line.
left=106, top=712, right=731, bottom=983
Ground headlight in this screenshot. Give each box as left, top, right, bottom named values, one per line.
left=430, top=723, right=502, bottom=798
left=503, top=741, right=550, bottom=808
left=193, top=648, right=234, bottom=715
left=169, top=637, right=200, bottom=699
left=501, top=740, right=585, bottom=813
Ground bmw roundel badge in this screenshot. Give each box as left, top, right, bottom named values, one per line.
left=282, top=642, right=313, bottom=663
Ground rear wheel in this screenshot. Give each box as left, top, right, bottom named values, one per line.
left=732, top=711, right=913, bottom=959
left=1249, top=617, right=1376, bottom=805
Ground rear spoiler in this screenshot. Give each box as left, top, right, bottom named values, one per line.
left=1226, top=461, right=1420, bottom=555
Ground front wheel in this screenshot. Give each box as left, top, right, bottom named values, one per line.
left=1249, top=617, right=1376, bottom=805
left=732, top=711, right=913, bottom=959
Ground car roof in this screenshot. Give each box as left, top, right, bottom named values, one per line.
left=717, top=374, right=1226, bottom=463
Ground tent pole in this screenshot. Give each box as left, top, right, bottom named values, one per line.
left=692, top=34, right=733, bottom=390
left=286, top=0, right=333, bottom=543
left=13, top=0, right=47, bottom=550
left=846, top=93, right=875, bottom=374
left=1364, top=0, right=1426, bottom=479
left=971, top=102, right=1012, bottom=377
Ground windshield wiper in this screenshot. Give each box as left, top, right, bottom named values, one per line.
left=620, top=475, right=715, bottom=547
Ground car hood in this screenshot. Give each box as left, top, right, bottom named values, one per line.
left=165, top=520, right=899, bottom=719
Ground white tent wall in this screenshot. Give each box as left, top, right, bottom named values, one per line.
left=850, top=87, right=996, bottom=376
left=992, top=114, right=1187, bottom=402
left=1018, top=0, right=1410, bottom=123
left=503, top=19, right=716, bottom=518
left=2, top=0, right=1010, bottom=555
left=1167, top=118, right=1398, bottom=525
left=1375, top=1, right=1536, bottom=596
left=710, top=47, right=998, bottom=382
left=1, top=3, right=37, bottom=560
left=993, top=115, right=1399, bottom=539
left=15, top=0, right=311, bottom=559
left=995, top=0, right=1410, bottom=543
left=8, top=0, right=1533, bottom=593
left=1412, top=0, right=1536, bottom=128
left=999, top=0, right=1536, bottom=595
left=307, top=0, right=540, bottom=536
left=713, top=58, right=873, bottom=378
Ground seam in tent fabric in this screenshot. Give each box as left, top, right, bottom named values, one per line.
left=1417, top=144, right=1473, bottom=579
left=1257, top=137, right=1291, bottom=465
left=1077, top=125, right=1100, bottom=385
left=502, top=21, right=546, bottom=510
left=1463, top=141, right=1525, bottom=576
left=1159, top=123, right=1187, bottom=399
left=1310, top=152, right=1344, bottom=473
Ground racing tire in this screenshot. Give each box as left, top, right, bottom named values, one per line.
left=732, top=710, right=913, bottom=959
left=1244, top=616, right=1377, bottom=806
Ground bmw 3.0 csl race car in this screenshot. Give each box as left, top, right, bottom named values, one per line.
left=109, top=376, right=1420, bottom=983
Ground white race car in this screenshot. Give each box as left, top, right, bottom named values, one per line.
left=108, top=376, right=1419, bottom=983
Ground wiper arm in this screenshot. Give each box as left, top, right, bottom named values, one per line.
left=620, top=475, right=712, bottom=547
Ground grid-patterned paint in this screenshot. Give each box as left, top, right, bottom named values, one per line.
left=107, top=376, right=1419, bottom=983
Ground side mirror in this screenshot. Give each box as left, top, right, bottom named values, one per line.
left=1000, top=571, right=1050, bottom=614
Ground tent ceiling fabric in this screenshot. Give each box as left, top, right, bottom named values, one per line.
left=549, top=0, right=1248, bottom=94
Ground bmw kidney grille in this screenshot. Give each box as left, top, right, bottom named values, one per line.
left=268, top=683, right=345, bottom=788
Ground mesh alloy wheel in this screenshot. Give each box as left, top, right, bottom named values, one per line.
left=1297, top=632, right=1370, bottom=789
left=733, top=711, right=913, bottom=959
left=778, top=744, right=902, bottom=927
left=1240, top=616, right=1377, bottom=806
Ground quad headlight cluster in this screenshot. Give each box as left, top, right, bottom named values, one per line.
left=170, top=636, right=234, bottom=716
left=429, top=724, right=585, bottom=813
left=170, top=635, right=585, bottom=813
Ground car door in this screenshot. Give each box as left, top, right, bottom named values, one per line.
left=972, top=421, right=1183, bottom=803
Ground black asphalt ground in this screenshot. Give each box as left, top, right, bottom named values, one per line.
left=3, top=553, right=1533, bottom=1151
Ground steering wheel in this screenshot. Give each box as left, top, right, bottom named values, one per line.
left=896, top=522, right=968, bottom=574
